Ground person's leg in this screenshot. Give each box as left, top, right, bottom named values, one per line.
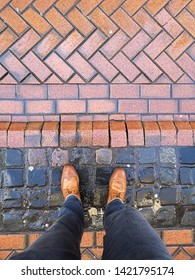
left=102, top=199, right=171, bottom=260
left=9, top=195, right=84, bottom=260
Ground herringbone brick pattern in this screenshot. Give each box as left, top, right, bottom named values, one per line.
left=0, top=0, right=194, bottom=84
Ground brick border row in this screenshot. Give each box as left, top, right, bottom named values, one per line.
left=0, top=229, right=195, bottom=260
left=0, top=121, right=195, bottom=148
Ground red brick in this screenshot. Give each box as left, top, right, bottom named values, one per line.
left=90, top=248, right=103, bottom=259
left=0, top=0, right=11, bottom=10
left=56, top=30, right=84, bottom=59
left=89, top=7, right=118, bottom=37
left=141, top=85, right=170, bottom=98
left=11, top=0, right=33, bottom=12
left=11, top=29, right=40, bottom=59
left=67, top=7, right=95, bottom=36
left=110, top=114, right=125, bottom=121
left=48, top=85, right=78, bottom=99
left=145, top=31, right=172, bottom=59
left=174, top=250, right=191, bottom=260
left=155, top=53, right=183, bottom=82
left=0, top=63, right=7, bottom=79
left=173, top=85, right=195, bottom=98
left=149, top=100, right=178, bottom=114
left=93, top=121, right=109, bottom=146
left=0, top=28, right=18, bottom=54
left=56, top=0, right=77, bottom=13
left=81, top=250, right=94, bottom=260
left=16, top=85, right=47, bottom=99
left=79, top=85, right=109, bottom=99
left=33, top=30, right=62, bottom=59
left=81, top=232, right=94, bottom=247
left=122, top=30, right=151, bottom=60
left=110, top=121, right=127, bottom=147
left=45, top=52, right=74, bottom=82
left=112, top=8, right=140, bottom=37
left=101, top=30, right=129, bottom=59
left=187, top=0, right=195, bottom=14
left=133, top=8, right=161, bottom=37
left=0, top=251, right=13, bottom=260
left=144, top=122, right=161, bottom=146
left=78, top=0, right=102, bottom=14
left=57, top=100, right=86, bottom=114
left=67, top=52, right=96, bottom=81
left=166, top=31, right=193, bottom=60
left=69, top=74, right=85, bottom=84
left=26, top=100, right=54, bottom=114
left=0, top=85, right=15, bottom=99
left=79, top=30, right=106, bottom=59
left=127, top=121, right=144, bottom=146
left=44, top=115, right=60, bottom=122
left=145, top=0, right=169, bottom=15
left=123, top=0, right=147, bottom=15
left=158, top=121, right=176, bottom=145
left=180, top=100, right=195, bottom=113
left=42, top=122, right=59, bottom=147
left=111, top=84, right=139, bottom=99
left=0, top=100, right=23, bottom=114
left=101, top=0, right=124, bottom=15
left=77, top=121, right=93, bottom=147
left=175, top=121, right=193, bottom=146
left=183, top=246, right=195, bottom=258
left=95, top=231, right=105, bottom=247
left=94, top=115, right=109, bottom=121
left=177, top=53, right=195, bottom=81
left=163, top=230, right=193, bottom=245
left=133, top=52, right=162, bottom=81
left=45, top=7, right=73, bottom=36
left=25, top=122, right=43, bottom=147
left=22, top=51, right=52, bottom=82
left=0, top=6, right=29, bottom=35
left=119, top=100, right=148, bottom=113
left=23, top=7, right=51, bottom=36
left=90, top=52, right=118, bottom=81
left=0, top=122, right=10, bottom=147
left=111, top=52, right=140, bottom=82
left=28, top=234, right=41, bottom=246
left=8, top=122, right=26, bottom=147
left=0, top=234, right=26, bottom=250
left=33, top=0, right=55, bottom=13
left=1, top=51, right=29, bottom=82
left=167, top=0, right=191, bottom=16
left=60, top=122, right=76, bottom=147
left=88, top=100, right=116, bottom=114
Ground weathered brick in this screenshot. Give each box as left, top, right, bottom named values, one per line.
left=119, top=100, right=148, bottom=113
left=180, top=100, right=195, bottom=113
left=0, top=122, right=9, bottom=147
left=163, top=230, right=193, bottom=245
left=8, top=123, right=26, bottom=148
left=173, top=85, right=195, bottom=98
left=177, top=53, right=195, bottom=81
left=28, top=148, right=47, bottom=166
left=110, top=121, right=127, bottom=147
left=93, top=121, right=109, bottom=147
left=42, top=122, right=59, bottom=147
left=0, top=99, right=23, bottom=114
left=167, top=0, right=191, bottom=16
left=60, top=122, right=76, bottom=147
left=79, top=85, right=109, bottom=99
left=16, top=85, right=47, bottom=99
left=141, top=85, right=170, bottom=98
left=127, top=121, right=144, bottom=146
left=175, top=121, right=193, bottom=146
left=145, top=0, right=169, bottom=15
left=144, top=122, right=161, bottom=146
left=57, top=100, right=86, bottom=114
left=88, top=100, right=116, bottom=114
left=158, top=121, right=177, bottom=146
left=149, top=100, right=178, bottom=114
left=0, top=28, right=18, bottom=55
left=25, top=122, right=43, bottom=147
left=77, top=121, right=93, bottom=147
left=25, top=100, right=55, bottom=114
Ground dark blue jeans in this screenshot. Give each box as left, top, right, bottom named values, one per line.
left=9, top=196, right=171, bottom=260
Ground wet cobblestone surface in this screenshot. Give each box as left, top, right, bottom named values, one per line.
left=0, top=147, right=195, bottom=232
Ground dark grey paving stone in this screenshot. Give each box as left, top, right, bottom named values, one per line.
left=0, top=190, right=22, bottom=209
left=138, top=148, right=156, bottom=164
left=139, top=167, right=155, bottom=183
left=155, top=206, right=176, bottom=227
left=27, top=189, right=48, bottom=208
left=6, top=149, right=23, bottom=167
left=116, top=148, right=135, bottom=164
left=27, top=168, right=47, bottom=187
left=180, top=167, right=195, bottom=184
left=51, top=168, right=62, bottom=186
left=5, top=169, right=23, bottom=187
left=159, top=187, right=178, bottom=205
left=136, top=187, right=154, bottom=207
left=3, top=211, right=24, bottom=231
left=96, top=168, right=113, bottom=186
left=180, top=147, right=195, bottom=164
left=159, top=168, right=177, bottom=185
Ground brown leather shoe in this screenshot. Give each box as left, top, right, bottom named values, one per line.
left=107, top=168, right=127, bottom=204
left=61, top=164, right=80, bottom=200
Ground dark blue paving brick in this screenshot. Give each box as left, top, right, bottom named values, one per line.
left=139, top=167, right=155, bottom=183
left=0, top=149, right=5, bottom=168
left=136, top=187, right=154, bottom=207
left=93, top=187, right=108, bottom=207
left=3, top=211, right=24, bottom=231
left=27, top=189, right=47, bottom=208
left=125, top=187, right=134, bottom=206
left=0, top=190, right=22, bottom=208
left=49, top=186, right=64, bottom=207
left=70, top=148, right=95, bottom=165
left=27, top=168, right=47, bottom=187
left=180, top=147, right=195, bottom=164
left=181, top=187, right=195, bottom=205
left=159, top=168, right=177, bottom=185
left=155, top=206, right=176, bottom=227
left=139, top=208, right=154, bottom=225
left=138, top=148, right=156, bottom=164
left=51, top=168, right=62, bottom=186
left=180, top=167, right=195, bottom=184
left=96, top=168, right=113, bottom=186
left=23, top=210, right=46, bottom=231
left=181, top=210, right=195, bottom=226
left=5, top=169, right=23, bottom=187
left=124, top=167, right=135, bottom=185
left=47, top=210, right=59, bottom=227
left=116, top=148, right=135, bottom=164
left=6, top=149, right=23, bottom=166
left=159, top=187, right=178, bottom=205
left=0, top=171, right=3, bottom=187
left=77, top=166, right=90, bottom=186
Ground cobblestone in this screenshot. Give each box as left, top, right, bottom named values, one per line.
left=28, top=149, right=47, bottom=166
left=96, top=149, right=112, bottom=165
left=139, top=167, right=155, bottom=183
left=136, top=187, right=154, bottom=207
left=4, top=169, right=23, bottom=187
left=139, top=148, right=156, bottom=164
left=116, top=148, right=135, bottom=164
left=27, top=168, right=47, bottom=187
left=159, top=168, right=177, bottom=185
left=5, top=149, right=23, bottom=167
left=180, top=147, right=195, bottom=164
left=160, top=148, right=177, bottom=164
left=159, top=187, right=179, bottom=206
left=51, top=149, right=69, bottom=167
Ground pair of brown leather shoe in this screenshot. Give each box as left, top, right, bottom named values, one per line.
left=61, top=165, right=126, bottom=204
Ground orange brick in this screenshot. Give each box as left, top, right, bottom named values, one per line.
left=110, top=121, right=127, bottom=147
left=56, top=0, right=77, bottom=14
left=175, top=121, right=193, bottom=146
left=78, top=0, right=102, bottom=14
left=167, top=0, right=191, bottom=16
left=0, top=6, right=29, bottom=35
left=77, top=121, right=93, bottom=147
left=28, top=234, right=41, bottom=246
left=174, top=249, right=191, bottom=260
left=33, top=0, right=55, bottom=13
left=0, top=0, right=10, bottom=10
left=60, top=122, right=77, bottom=147
left=177, top=9, right=195, bottom=37
left=0, top=28, right=18, bottom=54
left=42, top=122, right=59, bottom=147
left=93, top=121, right=109, bottom=146
left=127, top=121, right=144, bottom=146
left=144, top=122, right=161, bottom=146
left=81, top=232, right=94, bottom=247
left=95, top=231, right=105, bottom=247
left=0, top=251, right=12, bottom=260
left=0, top=122, right=10, bottom=147
left=8, top=122, right=26, bottom=147
left=158, top=121, right=176, bottom=146
left=11, top=0, right=33, bottom=12
left=163, top=230, right=194, bottom=245
left=101, top=0, right=124, bottom=15
left=23, top=8, right=51, bottom=36
left=145, top=0, right=169, bottom=15
left=90, top=248, right=103, bottom=259
left=0, top=234, right=26, bottom=250
left=25, top=122, right=43, bottom=147
left=81, top=250, right=94, bottom=260
left=123, top=0, right=147, bottom=15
